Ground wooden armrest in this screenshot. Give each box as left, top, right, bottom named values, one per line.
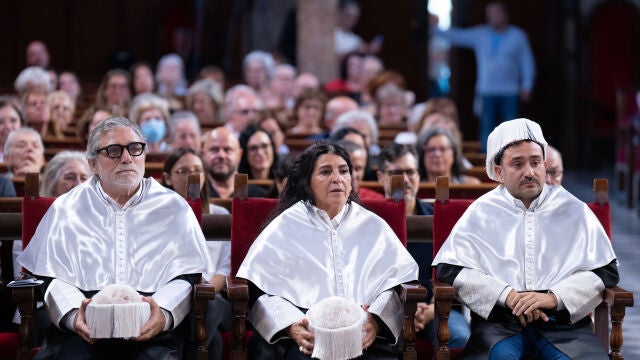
left=603, top=285, right=634, bottom=307
left=227, top=277, right=249, bottom=359
left=602, top=285, right=634, bottom=360
left=397, top=281, right=426, bottom=355
left=432, top=279, right=455, bottom=358
left=193, top=279, right=216, bottom=355
left=12, top=286, right=36, bottom=359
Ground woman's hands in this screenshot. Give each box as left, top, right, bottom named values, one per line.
left=287, top=319, right=314, bottom=355
left=361, top=304, right=379, bottom=349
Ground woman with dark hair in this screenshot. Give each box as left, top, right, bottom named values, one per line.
left=238, top=126, right=278, bottom=180
left=161, top=147, right=232, bottom=360
left=417, top=127, right=481, bottom=184
left=237, top=142, right=418, bottom=359
left=288, top=88, right=327, bottom=136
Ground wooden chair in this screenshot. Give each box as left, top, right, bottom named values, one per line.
left=227, top=173, right=426, bottom=359
left=12, top=173, right=215, bottom=360
left=431, top=177, right=634, bottom=360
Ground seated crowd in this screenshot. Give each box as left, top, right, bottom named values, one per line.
left=0, top=39, right=618, bottom=360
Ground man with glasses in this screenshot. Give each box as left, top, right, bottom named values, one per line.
left=376, top=142, right=471, bottom=350
left=545, top=144, right=563, bottom=186
left=20, top=117, right=213, bottom=359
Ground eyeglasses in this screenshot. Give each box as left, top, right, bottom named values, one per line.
left=97, top=142, right=146, bottom=159
left=237, top=108, right=258, bottom=116
left=546, top=169, right=563, bottom=179
left=173, top=168, right=204, bottom=177
left=248, top=143, right=271, bottom=153
left=386, top=168, right=418, bottom=177
left=423, top=146, right=452, bottom=155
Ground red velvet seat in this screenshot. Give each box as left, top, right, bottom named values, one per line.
left=431, top=176, right=634, bottom=360
left=227, top=173, right=425, bottom=360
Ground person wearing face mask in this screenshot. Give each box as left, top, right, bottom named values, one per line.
left=129, top=93, right=171, bottom=153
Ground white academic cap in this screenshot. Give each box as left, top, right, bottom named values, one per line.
left=486, top=118, right=547, bottom=181
left=306, top=296, right=367, bottom=360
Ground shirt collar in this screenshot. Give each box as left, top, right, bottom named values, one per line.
left=314, top=202, right=349, bottom=229
left=94, top=176, right=146, bottom=210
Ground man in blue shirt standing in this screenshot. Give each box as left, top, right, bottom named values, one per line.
left=432, top=1, right=535, bottom=152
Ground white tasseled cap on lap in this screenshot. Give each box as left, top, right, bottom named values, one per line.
left=86, top=284, right=150, bottom=339
left=306, top=296, right=367, bottom=360
left=485, top=118, right=547, bottom=181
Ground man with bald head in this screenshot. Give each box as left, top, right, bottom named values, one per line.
left=545, top=144, right=563, bottom=186
left=26, top=41, right=50, bottom=69
left=223, top=85, right=261, bottom=138
left=324, top=96, right=359, bottom=131
left=201, top=127, right=266, bottom=198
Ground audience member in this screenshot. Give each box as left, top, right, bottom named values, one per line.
left=167, top=111, right=202, bottom=152
left=242, top=50, right=275, bottom=98
left=46, top=90, right=75, bottom=138
left=432, top=1, right=535, bottom=151
left=3, top=128, right=45, bottom=177
left=77, top=107, right=115, bottom=145
left=265, top=63, right=297, bottom=110
left=334, top=0, right=383, bottom=58
left=433, top=118, right=618, bottom=358
left=329, top=126, right=377, bottom=181
left=19, top=117, right=213, bottom=359
left=94, top=69, right=132, bottom=115
left=223, top=85, right=261, bottom=137
left=161, top=147, right=232, bottom=360
left=238, top=126, right=278, bottom=180
left=129, top=94, right=171, bottom=152
left=156, top=54, right=188, bottom=99
left=417, top=127, right=480, bottom=184
left=359, top=55, right=384, bottom=106
left=332, top=110, right=379, bottom=156
left=58, top=71, right=82, bottom=104
left=0, top=99, right=24, bottom=162
left=375, top=83, right=407, bottom=127
left=376, top=142, right=470, bottom=348
left=47, top=69, right=58, bottom=92
left=14, top=66, right=51, bottom=96
left=23, top=89, right=50, bottom=136
left=186, top=79, right=224, bottom=127
left=257, top=110, right=290, bottom=158
left=40, top=150, right=91, bottom=197
left=338, top=139, right=383, bottom=200
left=289, top=88, right=327, bottom=136
left=201, top=127, right=266, bottom=198
left=545, top=144, right=564, bottom=186
left=324, top=53, right=363, bottom=99
left=324, top=96, right=359, bottom=131
left=237, top=143, right=417, bottom=358
left=130, top=62, right=156, bottom=96
left=292, top=72, right=320, bottom=98
left=25, top=40, right=51, bottom=69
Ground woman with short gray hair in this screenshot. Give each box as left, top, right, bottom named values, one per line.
left=40, top=151, right=91, bottom=196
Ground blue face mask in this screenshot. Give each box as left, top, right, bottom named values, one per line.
left=140, top=118, right=166, bottom=144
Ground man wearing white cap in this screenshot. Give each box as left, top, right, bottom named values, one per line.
left=433, top=118, right=619, bottom=359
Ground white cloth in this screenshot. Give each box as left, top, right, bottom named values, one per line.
left=485, top=118, right=547, bottom=181
left=238, top=201, right=418, bottom=342
left=335, top=28, right=363, bottom=56
left=432, top=184, right=617, bottom=323
left=19, top=177, right=213, bottom=328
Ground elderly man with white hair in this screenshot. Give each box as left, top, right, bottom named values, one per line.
left=168, top=110, right=202, bottom=152
left=433, top=118, right=619, bottom=359
left=14, top=66, right=52, bottom=95
left=3, top=127, right=45, bottom=178
left=243, top=50, right=275, bottom=97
